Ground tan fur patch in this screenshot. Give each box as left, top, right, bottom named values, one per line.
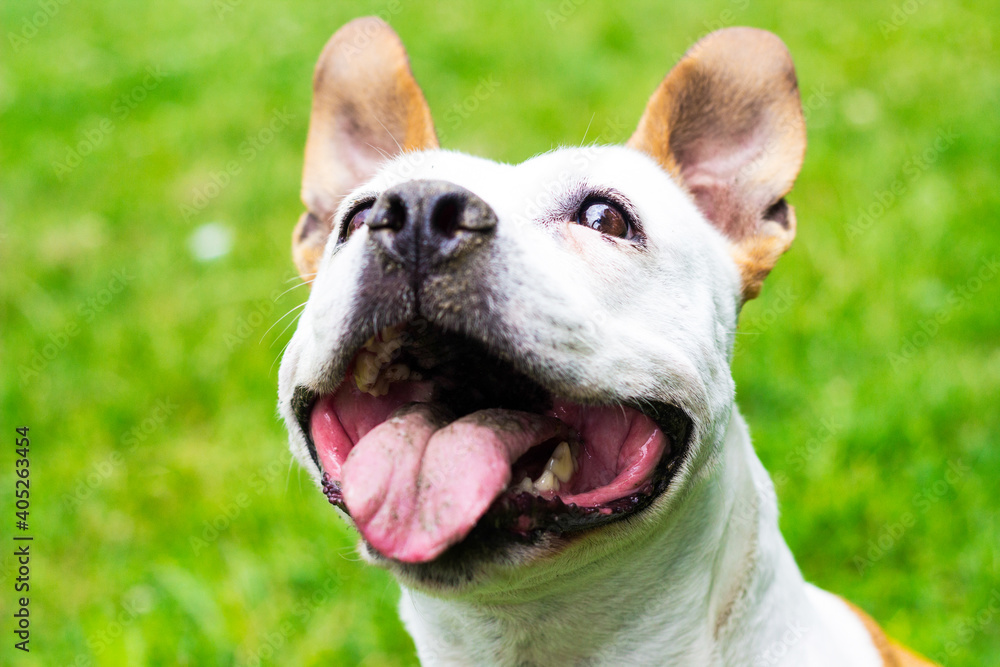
left=843, top=599, right=940, bottom=666
left=729, top=207, right=797, bottom=301
left=295, top=17, right=438, bottom=280
left=627, top=27, right=806, bottom=302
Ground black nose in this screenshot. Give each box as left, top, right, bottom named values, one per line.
left=366, top=180, right=497, bottom=273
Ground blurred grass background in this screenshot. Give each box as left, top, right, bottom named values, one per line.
left=1, top=0, right=998, bottom=664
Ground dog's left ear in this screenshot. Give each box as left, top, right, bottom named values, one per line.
left=293, top=17, right=438, bottom=280
left=628, top=27, right=806, bottom=301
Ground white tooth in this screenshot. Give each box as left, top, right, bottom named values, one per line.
left=365, top=325, right=404, bottom=352
left=353, top=350, right=381, bottom=392
left=546, top=441, right=576, bottom=484
left=533, top=470, right=559, bottom=492
left=382, top=363, right=410, bottom=383
left=356, top=326, right=410, bottom=394
left=361, top=363, right=410, bottom=397
left=515, top=477, right=534, bottom=493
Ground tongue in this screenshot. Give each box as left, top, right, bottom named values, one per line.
left=341, top=404, right=571, bottom=563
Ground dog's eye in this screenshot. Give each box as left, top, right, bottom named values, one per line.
left=342, top=202, right=374, bottom=241
left=577, top=200, right=634, bottom=239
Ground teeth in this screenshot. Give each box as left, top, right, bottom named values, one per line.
left=369, top=374, right=391, bottom=398
left=353, top=326, right=411, bottom=396
left=382, top=363, right=411, bottom=383
left=352, top=351, right=383, bottom=393
left=547, top=441, right=576, bottom=483
left=512, top=441, right=578, bottom=495
left=533, top=470, right=559, bottom=492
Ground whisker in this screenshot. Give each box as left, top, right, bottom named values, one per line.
left=580, top=112, right=596, bottom=146
left=269, top=336, right=295, bottom=376
left=260, top=302, right=307, bottom=345
left=273, top=280, right=313, bottom=302
left=270, top=309, right=305, bottom=349
left=285, top=456, right=296, bottom=493
left=374, top=116, right=404, bottom=154
left=365, top=141, right=394, bottom=161
left=336, top=546, right=364, bottom=563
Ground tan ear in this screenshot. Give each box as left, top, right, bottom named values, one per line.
left=294, top=17, right=438, bottom=280
left=627, top=27, right=806, bottom=301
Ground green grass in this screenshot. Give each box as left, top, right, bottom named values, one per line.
left=1, top=0, right=998, bottom=664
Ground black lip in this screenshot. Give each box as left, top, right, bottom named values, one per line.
left=291, top=385, right=322, bottom=473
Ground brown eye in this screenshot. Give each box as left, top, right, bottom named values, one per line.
left=342, top=202, right=373, bottom=241
left=577, top=200, right=633, bottom=239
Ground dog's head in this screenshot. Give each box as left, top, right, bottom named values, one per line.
left=278, top=18, right=805, bottom=590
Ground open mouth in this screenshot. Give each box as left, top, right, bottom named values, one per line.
left=293, top=323, right=691, bottom=564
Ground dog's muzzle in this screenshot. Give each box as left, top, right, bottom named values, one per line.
left=295, top=178, right=694, bottom=565
left=367, top=179, right=497, bottom=278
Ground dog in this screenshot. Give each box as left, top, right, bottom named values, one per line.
left=277, top=17, right=936, bottom=666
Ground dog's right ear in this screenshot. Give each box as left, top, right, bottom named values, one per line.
left=294, top=17, right=438, bottom=280
left=627, top=28, right=806, bottom=302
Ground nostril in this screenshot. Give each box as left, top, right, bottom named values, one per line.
left=430, top=196, right=462, bottom=238
left=370, top=196, right=407, bottom=232
left=385, top=198, right=406, bottom=231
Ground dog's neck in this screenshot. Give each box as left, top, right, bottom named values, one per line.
left=397, top=409, right=837, bottom=665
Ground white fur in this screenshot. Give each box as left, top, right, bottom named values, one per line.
left=278, top=146, right=883, bottom=665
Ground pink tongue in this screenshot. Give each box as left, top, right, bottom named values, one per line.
left=341, top=405, right=570, bottom=563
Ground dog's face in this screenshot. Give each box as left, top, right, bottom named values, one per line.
left=278, top=18, right=805, bottom=590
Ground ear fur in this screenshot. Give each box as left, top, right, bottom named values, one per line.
left=293, top=17, right=438, bottom=280
left=627, top=27, right=806, bottom=301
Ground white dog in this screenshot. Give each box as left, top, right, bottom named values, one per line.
left=278, top=17, right=935, bottom=666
